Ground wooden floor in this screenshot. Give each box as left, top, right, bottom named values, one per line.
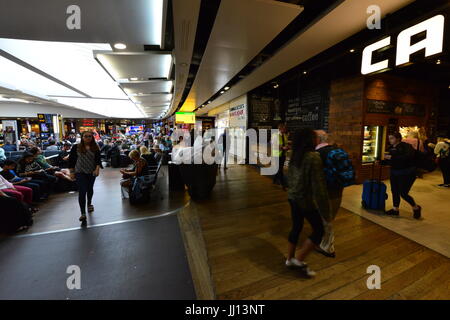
left=193, top=165, right=450, bottom=300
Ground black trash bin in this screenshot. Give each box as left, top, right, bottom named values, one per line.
left=179, top=163, right=218, bottom=200
left=168, top=162, right=185, bottom=191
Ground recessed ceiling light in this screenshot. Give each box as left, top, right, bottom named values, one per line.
left=208, top=101, right=211, bottom=104
left=114, top=43, right=127, bottom=50
left=436, top=60, right=441, bottom=65
left=350, top=49, right=355, bottom=53
left=303, top=71, right=307, bottom=74
left=224, top=86, right=230, bottom=90
left=220, top=91, right=224, bottom=94
left=130, top=77, right=139, bottom=81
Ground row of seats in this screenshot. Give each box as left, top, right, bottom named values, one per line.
left=1, top=150, right=63, bottom=164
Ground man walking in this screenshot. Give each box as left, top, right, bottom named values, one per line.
left=219, top=128, right=230, bottom=170
left=272, top=123, right=289, bottom=189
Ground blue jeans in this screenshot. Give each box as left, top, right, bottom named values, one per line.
left=75, top=173, right=96, bottom=214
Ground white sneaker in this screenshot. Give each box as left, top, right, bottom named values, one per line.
left=285, top=258, right=317, bottom=277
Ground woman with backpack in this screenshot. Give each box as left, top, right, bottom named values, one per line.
left=286, top=128, right=330, bottom=277
left=434, top=135, right=450, bottom=187
left=382, top=132, right=422, bottom=219
left=68, top=131, right=102, bottom=223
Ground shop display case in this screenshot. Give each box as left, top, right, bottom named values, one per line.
left=362, top=126, right=384, bottom=163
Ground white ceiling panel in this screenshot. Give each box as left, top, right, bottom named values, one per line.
left=133, top=94, right=173, bottom=104
left=0, top=56, right=82, bottom=97
left=96, top=52, right=173, bottom=80
left=122, top=81, right=173, bottom=95
left=180, top=0, right=302, bottom=111
left=54, top=97, right=145, bottom=118
left=0, top=0, right=165, bottom=46
left=199, top=0, right=415, bottom=115
left=0, top=38, right=127, bottom=99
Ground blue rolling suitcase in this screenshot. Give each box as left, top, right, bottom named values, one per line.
left=362, top=164, right=388, bottom=211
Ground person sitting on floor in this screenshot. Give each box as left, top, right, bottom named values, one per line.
left=1, top=159, right=44, bottom=202
left=119, top=150, right=149, bottom=198
left=29, top=147, right=74, bottom=182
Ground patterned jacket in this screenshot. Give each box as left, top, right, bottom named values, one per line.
left=287, top=151, right=331, bottom=221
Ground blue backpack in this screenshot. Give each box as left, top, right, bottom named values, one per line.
left=324, top=148, right=355, bottom=188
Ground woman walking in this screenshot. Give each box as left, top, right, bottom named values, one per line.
left=286, top=128, right=330, bottom=277
left=382, top=132, right=422, bottom=219
left=68, top=131, right=102, bottom=223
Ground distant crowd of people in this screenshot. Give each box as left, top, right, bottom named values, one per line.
left=0, top=127, right=186, bottom=230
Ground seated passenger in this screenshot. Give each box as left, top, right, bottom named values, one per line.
left=0, top=146, right=6, bottom=162
left=1, top=160, right=43, bottom=202
left=0, top=190, right=33, bottom=232
left=29, top=147, right=74, bottom=181
left=2, top=142, right=17, bottom=152
left=100, top=139, right=112, bottom=157
left=16, top=152, right=57, bottom=194
left=58, top=142, right=72, bottom=167
left=139, top=146, right=158, bottom=167
left=119, top=150, right=149, bottom=197
left=46, top=140, right=59, bottom=151
left=0, top=174, right=38, bottom=212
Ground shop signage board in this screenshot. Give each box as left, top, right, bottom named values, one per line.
left=175, top=112, right=195, bottom=124
left=367, top=99, right=425, bottom=116
left=361, top=15, right=445, bottom=75
left=229, top=104, right=247, bottom=128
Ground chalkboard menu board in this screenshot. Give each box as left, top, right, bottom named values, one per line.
left=249, top=94, right=274, bottom=129
left=286, top=86, right=329, bottom=131
left=367, top=100, right=425, bottom=117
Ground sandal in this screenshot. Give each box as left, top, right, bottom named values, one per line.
left=87, top=205, right=94, bottom=213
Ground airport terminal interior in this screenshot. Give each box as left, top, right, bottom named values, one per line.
left=0, top=0, right=449, bottom=300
